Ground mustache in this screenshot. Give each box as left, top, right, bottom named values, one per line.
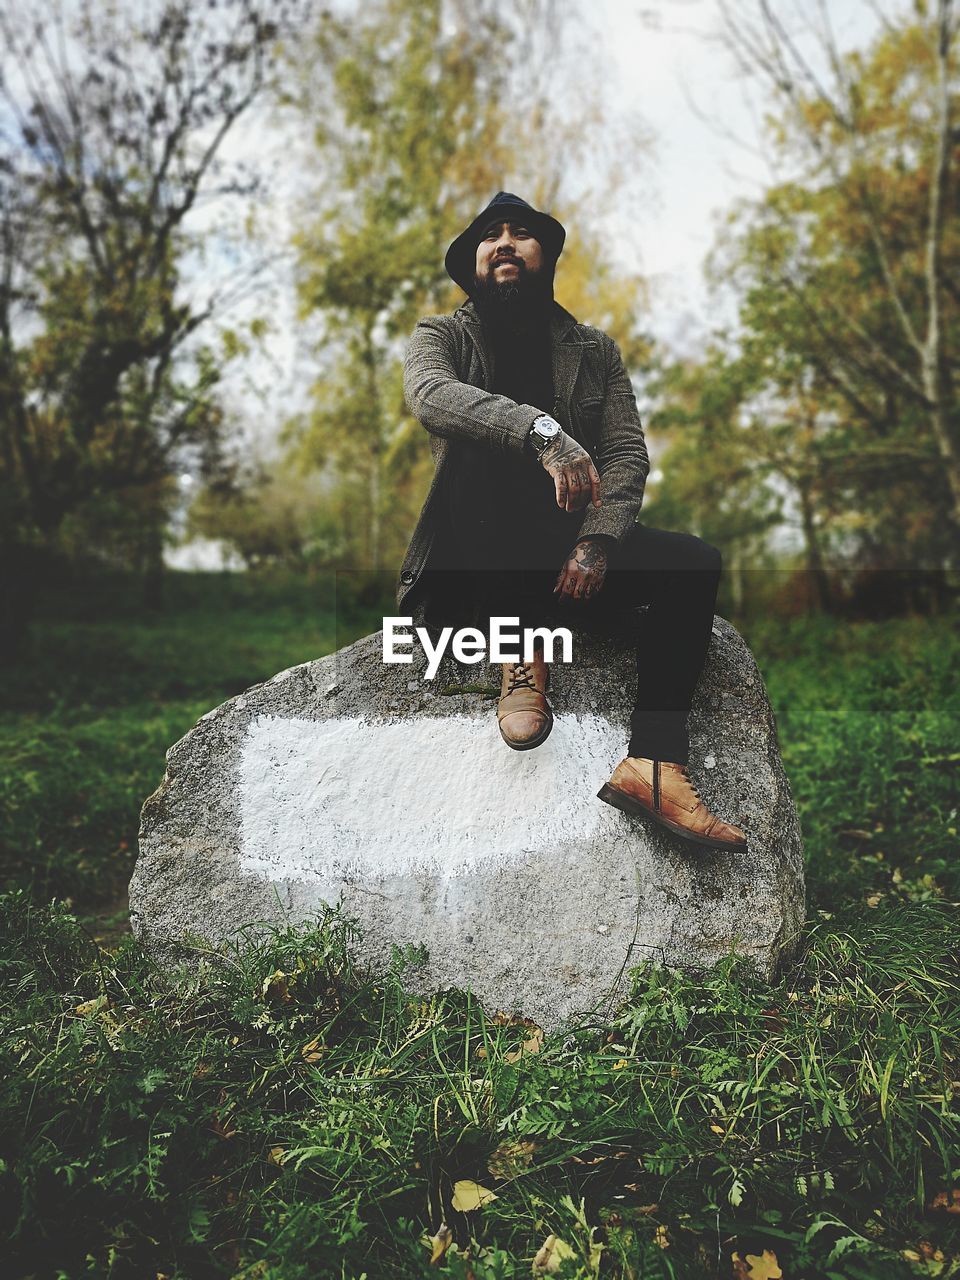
left=491, top=254, right=525, bottom=270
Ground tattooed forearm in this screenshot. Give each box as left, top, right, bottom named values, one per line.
left=540, top=433, right=591, bottom=467
left=554, top=538, right=608, bottom=602
left=572, top=540, right=606, bottom=571
left=538, top=428, right=602, bottom=513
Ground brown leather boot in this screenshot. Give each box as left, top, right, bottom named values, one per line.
left=497, top=650, right=552, bottom=750
left=597, top=757, right=747, bottom=850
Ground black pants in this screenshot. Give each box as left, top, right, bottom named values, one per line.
left=426, top=522, right=722, bottom=765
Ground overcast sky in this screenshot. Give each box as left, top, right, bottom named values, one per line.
left=593, top=0, right=883, bottom=351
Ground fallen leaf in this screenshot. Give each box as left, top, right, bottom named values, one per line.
left=611, top=1058, right=630, bottom=1071
left=429, top=1222, right=453, bottom=1264
left=266, top=1146, right=286, bottom=1166
left=710, top=1123, right=726, bottom=1135
left=928, top=1188, right=960, bottom=1214
left=504, top=1026, right=545, bottom=1064
left=301, top=1036, right=324, bottom=1062
left=532, top=1234, right=576, bottom=1274
left=761, top=1007, right=785, bottom=1032
left=491, top=1010, right=537, bottom=1026
left=261, top=970, right=292, bottom=1002
left=917, top=1240, right=945, bottom=1261
left=654, top=1225, right=670, bottom=1249
left=731, top=1248, right=782, bottom=1279
left=209, top=1111, right=237, bottom=1140
left=487, top=1139, right=535, bottom=1180
left=451, top=1180, right=497, bottom=1212
left=865, top=892, right=883, bottom=908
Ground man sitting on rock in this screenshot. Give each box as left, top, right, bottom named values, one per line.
left=398, top=192, right=746, bottom=851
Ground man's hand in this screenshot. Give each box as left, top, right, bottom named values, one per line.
left=539, top=430, right=602, bottom=513
left=554, top=538, right=608, bottom=602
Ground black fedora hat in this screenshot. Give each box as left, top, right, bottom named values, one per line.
left=444, top=191, right=566, bottom=295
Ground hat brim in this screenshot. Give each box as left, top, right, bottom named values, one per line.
left=445, top=203, right=566, bottom=296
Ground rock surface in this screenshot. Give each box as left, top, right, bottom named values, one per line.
left=130, top=619, right=805, bottom=1030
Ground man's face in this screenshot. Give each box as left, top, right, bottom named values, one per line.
left=474, top=219, right=544, bottom=292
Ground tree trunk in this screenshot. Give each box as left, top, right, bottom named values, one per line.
left=0, top=538, right=35, bottom=660
left=797, top=480, right=831, bottom=612
left=924, top=388, right=960, bottom=537
left=363, top=320, right=382, bottom=572
left=921, top=0, right=960, bottom=533
left=369, top=453, right=381, bottom=573
left=141, top=524, right=165, bottom=611
left=728, top=541, right=746, bottom=619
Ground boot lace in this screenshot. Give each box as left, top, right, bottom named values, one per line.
left=506, top=662, right=535, bottom=693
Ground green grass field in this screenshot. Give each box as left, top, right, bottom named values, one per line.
left=1, top=573, right=958, bottom=1279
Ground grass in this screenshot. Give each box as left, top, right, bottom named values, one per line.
left=745, top=615, right=960, bottom=908
left=2, top=897, right=957, bottom=1278
left=0, top=569, right=385, bottom=909
left=1, top=572, right=958, bottom=1278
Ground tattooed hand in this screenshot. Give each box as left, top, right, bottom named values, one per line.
left=554, top=538, right=608, bottom=602
left=539, top=430, right=602, bottom=513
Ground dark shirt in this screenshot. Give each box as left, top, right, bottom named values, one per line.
left=446, top=320, right=585, bottom=571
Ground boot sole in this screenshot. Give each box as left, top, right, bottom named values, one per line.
left=596, top=783, right=747, bottom=850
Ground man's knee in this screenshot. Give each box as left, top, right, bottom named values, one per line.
left=689, top=536, right=722, bottom=575
left=664, top=532, right=722, bottom=574
left=623, top=526, right=722, bottom=574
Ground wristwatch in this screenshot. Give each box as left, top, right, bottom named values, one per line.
left=528, top=413, right=562, bottom=458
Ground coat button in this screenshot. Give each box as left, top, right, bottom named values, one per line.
left=400, top=570, right=416, bottom=585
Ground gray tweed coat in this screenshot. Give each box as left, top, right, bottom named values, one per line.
left=397, top=299, right=650, bottom=610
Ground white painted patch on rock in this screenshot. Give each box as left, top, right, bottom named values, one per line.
left=239, top=712, right=625, bottom=881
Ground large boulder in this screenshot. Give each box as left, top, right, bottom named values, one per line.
left=130, top=619, right=805, bottom=1030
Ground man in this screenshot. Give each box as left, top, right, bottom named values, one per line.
left=399, top=192, right=746, bottom=851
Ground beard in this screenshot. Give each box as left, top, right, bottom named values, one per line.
left=471, top=258, right=554, bottom=332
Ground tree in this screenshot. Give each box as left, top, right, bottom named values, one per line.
left=641, top=349, right=784, bottom=616
left=716, top=0, right=960, bottom=540
left=186, top=457, right=343, bottom=570
left=0, top=0, right=303, bottom=637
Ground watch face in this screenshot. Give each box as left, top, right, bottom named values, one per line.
left=536, top=419, right=560, bottom=439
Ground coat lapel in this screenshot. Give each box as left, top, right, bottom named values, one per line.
left=458, top=304, right=491, bottom=388
left=550, top=306, right=584, bottom=426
